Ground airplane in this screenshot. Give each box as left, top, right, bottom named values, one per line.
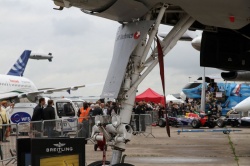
left=0, top=74, right=85, bottom=103
left=30, top=52, right=53, bottom=62
left=49, top=1, right=250, bottom=165
left=1, top=51, right=85, bottom=102
left=7, top=50, right=53, bottom=77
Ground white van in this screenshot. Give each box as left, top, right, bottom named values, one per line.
left=10, top=98, right=79, bottom=134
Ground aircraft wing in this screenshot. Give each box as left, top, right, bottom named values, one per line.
left=0, top=92, right=21, bottom=100
left=0, top=91, right=47, bottom=101
left=0, top=85, right=86, bottom=102
left=0, top=83, right=104, bottom=101
left=38, top=83, right=104, bottom=91
left=40, top=85, right=86, bottom=94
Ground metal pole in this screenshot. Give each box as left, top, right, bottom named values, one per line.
left=61, top=119, right=64, bottom=137
left=200, top=67, right=206, bottom=112
left=140, top=4, right=169, bottom=64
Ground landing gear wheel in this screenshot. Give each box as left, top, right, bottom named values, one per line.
left=88, top=161, right=110, bottom=166
left=191, top=119, right=201, bottom=128
left=223, top=130, right=230, bottom=134
left=217, top=119, right=225, bottom=128
left=94, top=144, right=98, bottom=151
left=158, top=118, right=166, bottom=128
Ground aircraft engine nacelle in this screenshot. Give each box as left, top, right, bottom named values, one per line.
left=44, top=90, right=53, bottom=94
left=54, top=0, right=149, bottom=22
left=221, top=71, right=250, bottom=82
left=18, top=94, right=27, bottom=98
left=71, top=87, right=78, bottom=91
left=191, top=36, right=201, bottom=51
left=54, top=0, right=120, bottom=10
left=200, top=25, right=250, bottom=71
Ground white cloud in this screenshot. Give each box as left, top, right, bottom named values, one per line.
left=0, top=1, right=222, bottom=98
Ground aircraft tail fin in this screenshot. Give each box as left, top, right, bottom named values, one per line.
left=7, top=50, right=31, bottom=77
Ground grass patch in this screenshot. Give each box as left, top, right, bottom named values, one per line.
left=228, top=135, right=239, bottom=166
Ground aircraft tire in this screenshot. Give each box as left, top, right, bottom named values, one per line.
left=191, top=119, right=201, bottom=128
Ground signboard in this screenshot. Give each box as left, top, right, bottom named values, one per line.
left=17, top=138, right=31, bottom=166
left=17, top=138, right=86, bottom=166
left=31, top=138, right=86, bottom=166
left=11, top=112, right=31, bottom=123
left=216, top=92, right=223, bottom=98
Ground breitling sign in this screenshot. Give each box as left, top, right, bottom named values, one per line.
left=17, top=138, right=87, bottom=166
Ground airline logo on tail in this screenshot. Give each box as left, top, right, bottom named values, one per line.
left=7, top=50, right=31, bottom=77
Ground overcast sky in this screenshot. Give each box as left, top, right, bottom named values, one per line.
left=0, top=0, right=222, bottom=97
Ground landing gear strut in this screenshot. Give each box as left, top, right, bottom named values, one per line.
left=91, top=4, right=195, bottom=165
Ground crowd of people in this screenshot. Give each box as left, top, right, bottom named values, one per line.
left=0, top=96, right=223, bottom=139
left=132, top=99, right=223, bottom=120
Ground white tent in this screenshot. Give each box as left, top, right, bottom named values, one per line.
left=166, top=94, right=184, bottom=103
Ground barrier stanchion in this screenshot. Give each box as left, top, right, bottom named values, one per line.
left=131, top=114, right=155, bottom=138
left=0, top=123, right=19, bottom=165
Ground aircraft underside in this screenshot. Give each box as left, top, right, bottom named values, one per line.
left=53, top=0, right=250, bottom=71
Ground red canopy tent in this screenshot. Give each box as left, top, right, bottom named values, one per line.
left=135, top=88, right=165, bottom=105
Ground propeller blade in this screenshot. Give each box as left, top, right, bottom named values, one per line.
left=156, top=36, right=170, bottom=137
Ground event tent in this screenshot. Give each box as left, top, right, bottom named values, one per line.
left=135, top=88, right=165, bottom=105
left=166, top=94, right=184, bottom=103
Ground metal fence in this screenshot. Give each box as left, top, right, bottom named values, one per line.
left=130, top=114, right=155, bottom=137
left=0, top=114, right=154, bottom=165
left=0, top=124, right=18, bottom=166
left=146, top=111, right=159, bottom=124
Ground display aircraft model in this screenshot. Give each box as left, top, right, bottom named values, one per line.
left=7, top=50, right=53, bottom=77
left=49, top=1, right=250, bottom=165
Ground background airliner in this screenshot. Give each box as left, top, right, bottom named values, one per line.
left=7, top=50, right=53, bottom=77
left=1, top=50, right=84, bottom=102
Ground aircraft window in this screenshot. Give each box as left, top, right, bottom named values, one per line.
left=56, top=102, right=75, bottom=117
left=183, top=83, right=201, bottom=89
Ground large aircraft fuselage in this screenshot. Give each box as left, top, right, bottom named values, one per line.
left=53, top=0, right=250, bottom=30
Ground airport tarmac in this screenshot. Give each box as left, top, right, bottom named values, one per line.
left=86, top=126, right=250, bottom=166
